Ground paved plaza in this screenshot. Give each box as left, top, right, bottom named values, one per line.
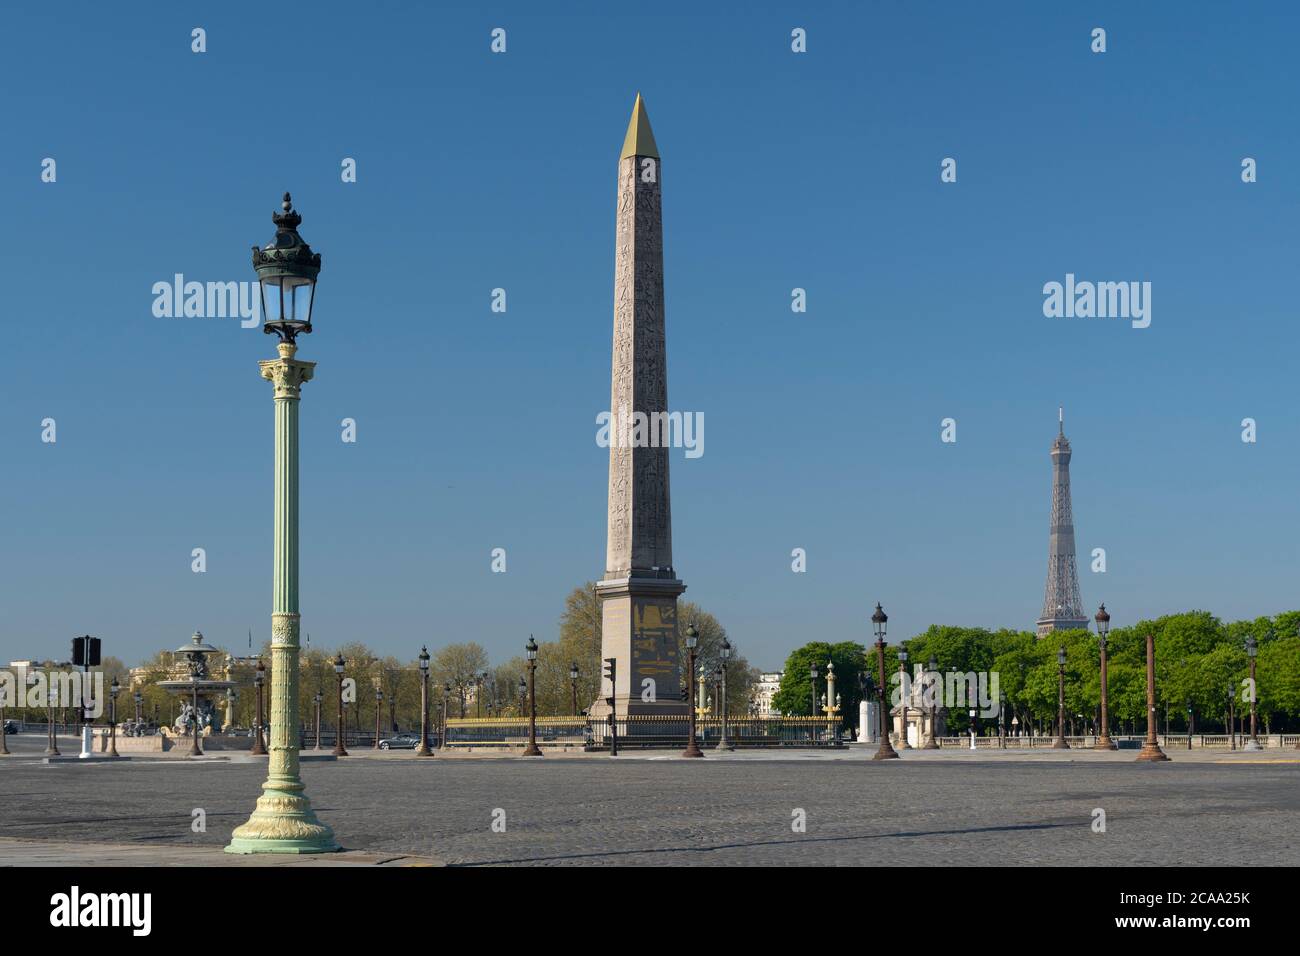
left=2, top=736, right=1297, bottom=866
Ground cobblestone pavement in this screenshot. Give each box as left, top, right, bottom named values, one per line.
left=2, top=744, right=1297, bottom=866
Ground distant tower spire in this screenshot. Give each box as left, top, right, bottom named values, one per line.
left=1036, top=411, right=1088, bottom=637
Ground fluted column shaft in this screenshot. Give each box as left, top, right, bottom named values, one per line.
left=227, top=342, right=338, bottom=853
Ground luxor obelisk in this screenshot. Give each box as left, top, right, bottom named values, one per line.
left=594, top=94, right=688, bottom=718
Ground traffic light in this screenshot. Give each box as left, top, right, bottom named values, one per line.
left=71, top=635, right=101, bottom=667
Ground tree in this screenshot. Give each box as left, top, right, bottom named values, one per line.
left=432, top=643, right=490, bottom=717
left=772, top=642, right=869, bottom=720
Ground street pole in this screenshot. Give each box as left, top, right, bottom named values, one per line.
left=1244, top=636, right=1261, bottom=751
left=1053, top=647, right=1069, bottom=749
left=332, top=656, right=348, bottom=757
left=416, top=647, right=432, bottom=756
left=251, top=659, right=267, bottom=756
left=682, top=626, right=703, bottom=758
left=924, top=656, right=940, bottom=749
left=718, top=639, right=733, bottom=751
left=1137, top=632, right=1170, bottom=762
left=441, top=685, right=450, bottom=751
left=46, top=680, right=59, bottom=756
left=522, top=636, right=542, bottom=757
left=186, top=679, right=202, bottom=757
left=871, top=604, right=898, bottom=760
left=227, top=193, right=338, bottom=853
left=1095, top=604, right=1116, bottom=749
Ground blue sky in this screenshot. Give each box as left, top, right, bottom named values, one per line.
left=2, top=1, right=1298, bottom=670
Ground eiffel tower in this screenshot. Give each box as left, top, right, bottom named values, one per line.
left=1036, top=408, right=1089, bottom=637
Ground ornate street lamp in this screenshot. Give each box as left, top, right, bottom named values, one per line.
left=44, top=668, right=59, bottom=756
left=1225, top=683, right=1236, bottom=751
left=332, top=653, right=348, bottom=757
left=313, top=690, right=323, bottom=750
left=227, top=194, right=336, bottom=854
left=809, top=662, right=819, bottom=733
left=897, top=649, right=911, bottom=750
left=923, top=654, right=940, bottom=749
left=517, top=676, right=526, bottom=716
left=682, top=623, right=704, bottom=758
left=134, top=690, right=143, bottom=725
left=871, top=603, right=898, bottom=760
left=255, top=193, right=318, bottom=342
left=824, top=660, right=837, bottom=744
left=998, top=689, right=1007, bottom=749
left=251, top=659, right=267, bottom=756
left=374, top=687, right=384, bottom=750
left=1186, top=702, right=1194, bottom=750
left=1053, top=646, right=1070, bottom=749
left=569, top=662, right=580, bottom=717
left=717, top=638, right=733, bottom=751
left=441, top=683, right=451, bottom=751
left=1244, top=635, right=1261, bottom=751
left=1094, top=604, right=1116, bottom=750
left=1136, top=632, right=1170, bottom=761
left=0, top=675, right=9, bottom=756
left=107, top=677, right=121, bottom=758
left=523, top=636, right=542, bottom=756
left=187, top=666, right=203, bottom=758
left=415, top=646, right=432, bottom=756
left=474, top=673, right=483, bottom=719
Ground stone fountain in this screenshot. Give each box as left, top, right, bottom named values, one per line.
left=157, top=632, right=236, bottom=750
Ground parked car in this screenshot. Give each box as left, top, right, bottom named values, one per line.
left=3, top=720, right=18, bottom=735
left=378, top=733, right=420, bottom=750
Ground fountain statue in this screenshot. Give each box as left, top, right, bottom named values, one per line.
left=157, top=632, right=236, bottom=737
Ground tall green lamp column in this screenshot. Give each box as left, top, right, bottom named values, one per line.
left=227, top=194, right=338, bottom=854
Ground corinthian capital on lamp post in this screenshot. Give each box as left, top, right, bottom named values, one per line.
left=227, top=193, right=338, bottom=854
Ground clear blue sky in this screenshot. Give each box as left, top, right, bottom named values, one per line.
left=3, top=2, right=1298, bottom=671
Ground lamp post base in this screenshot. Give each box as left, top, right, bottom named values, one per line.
left=1052, top=738, right=1070, bottom=750
left=1093, top=735, right=1117, bottom=750
left=872, top=738, right=899, bottom=760
left=522, top=745, right=543, bottom=757
left=225, top=784, right=340, bottom=854
left=922, top=737, right=940, bottom=750
left=1243, top=739, right=1262, bottom=752
left=1136, top=741, right=1170, bottom=762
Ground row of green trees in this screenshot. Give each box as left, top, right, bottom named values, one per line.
left=775, top=611, right=1300, bottom=735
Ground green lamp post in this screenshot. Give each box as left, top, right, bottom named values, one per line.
left=227, top=193, right=338, bottom=854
